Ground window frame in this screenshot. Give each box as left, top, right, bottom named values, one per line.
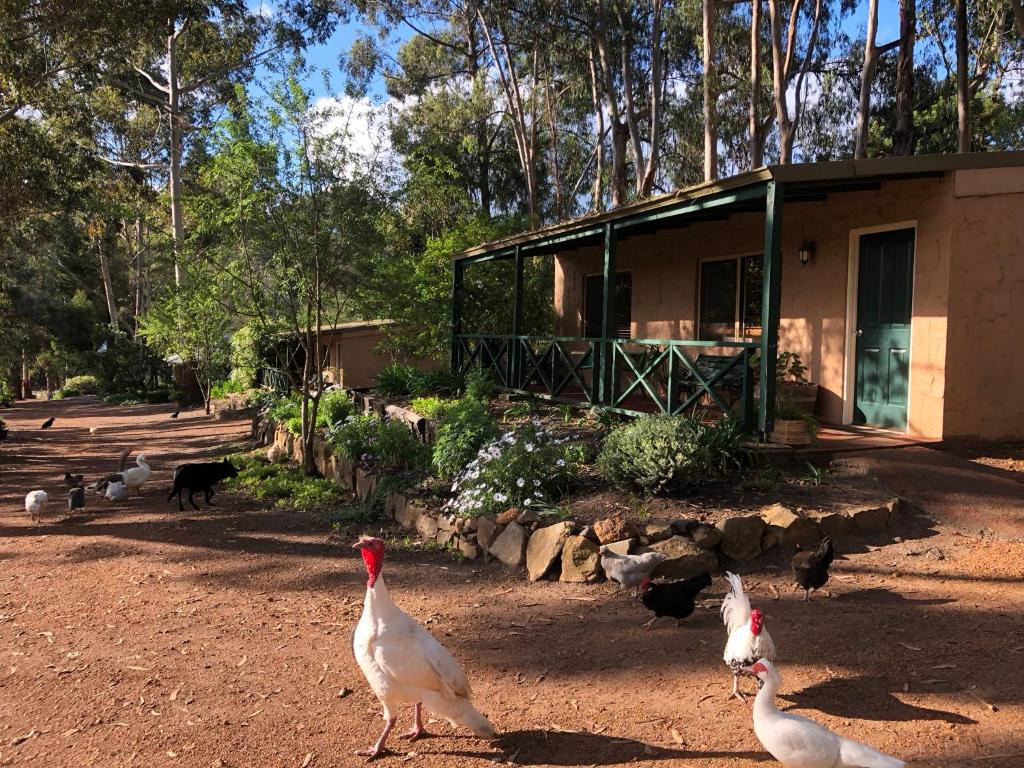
left=583, top=270, right=632, bottom=339
left=696, top=252, right=763, bottom=342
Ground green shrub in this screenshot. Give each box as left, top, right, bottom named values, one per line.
left=329, top=415, right=429, bottom=471
left=463, top=367, right=495, bottom=402
left=0, top=379, right=14, bottom=406
left=226, top=454, right=344, bottom=510
left=445, top=422, right=579, bottom=518
left=101, top=385, right=177, bottom=406
left=373, top=363, right=420, bottom=396
left=210, top=379, right=246, bottom=399
left=410, top=396, right=455, bottom=421
left=317, top=389, right=354, bottom=427
left=409, top=368, right=462, bottom=397
left=597, top=414, right=746, bottom=495
left=431, top=398, right=500, bottom=479
left=55, top=374, right=102, bottom=399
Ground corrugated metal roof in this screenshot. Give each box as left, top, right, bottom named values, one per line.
left=457, top=152, right=1024, bottom=260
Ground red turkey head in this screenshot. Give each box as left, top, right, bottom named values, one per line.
left=640, top=576, right=651, bottom=594
left=750, top=608, right=764, bottom=636
left=353, top=536, right=385, bottom=587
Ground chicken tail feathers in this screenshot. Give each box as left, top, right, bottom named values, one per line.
left=837, top=736, right=905, bottom=768
left=425, top=694, right=496, bottom=739
left=720, top=571, right=751, bottom=635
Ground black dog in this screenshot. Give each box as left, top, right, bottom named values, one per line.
left=167, top=458, right=239, bottom=511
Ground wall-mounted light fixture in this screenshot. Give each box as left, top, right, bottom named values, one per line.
left=798, top=239, right=816, bottom=266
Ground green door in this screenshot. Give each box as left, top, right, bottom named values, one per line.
left=854, top=228, right=915, bottom=430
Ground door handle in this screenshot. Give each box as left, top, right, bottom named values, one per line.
left=856, top=329, right=863, bottom=337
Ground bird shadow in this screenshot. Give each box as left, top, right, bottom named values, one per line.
left=780, top=676, right=977, bottom=724
left=835, top=588, right=955, bottom=606
left=435, top=729, right=770, bottom=765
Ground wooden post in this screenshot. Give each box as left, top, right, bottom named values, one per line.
left=759, top=181, right=783, bottom=438
left=599, top=222, right=617, bottom=404
left=510, top=245, right=524, bottom=387
left=450, top=260, right=465, bottom=373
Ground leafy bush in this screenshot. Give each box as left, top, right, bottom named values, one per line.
left=410, top=396, right=455, bottom=421
left=102, top=385, right=177, bottom=406
left=431, top=397, right=500, bottom=479
left=463, top=367, right=495, bottom=402
left=597, top=414, right=746, bottom=495
left=373, top=363, right=420, bottom=396
left=325, top=474, right=414, bottom=528
left=210, top=379, right=246, bottom=399
left=318, top=389, right=354, bottom=427
left=55, top=374, right=102, bottom=398
left=226, top=453, right=344, bottom=510
left=0, top=379, right=14, bottom=406
left=444, top=422, right=578, bottom=518
left=329, top=415, right=429, bottom=471
left=267, top=394, right=302, bottom=432
left=409, top=368, right=462, bottom=397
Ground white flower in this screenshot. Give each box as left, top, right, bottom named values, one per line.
left=533, top=479, right=541, bottom=487
left=493, top=492, right=508, bottom=503
left=556, top=458, right=566, bottom=467
left=516, top=478, right=525, bottom=488
left=523, top=498, right=532, bottom=506
left=525, top=443, right=535, bottom=452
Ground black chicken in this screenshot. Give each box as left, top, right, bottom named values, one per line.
left=639, top=572, right=713, bottom=629
left=170, top=410, right=180, bottom=419
left=40, top=417, right=55, bottom=429
left=64, top=472, right=84, bottom=487
left=791, top=536, right=834, bottom=601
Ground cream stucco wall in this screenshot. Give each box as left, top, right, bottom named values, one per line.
left=554, top=175, right=960, bottom=438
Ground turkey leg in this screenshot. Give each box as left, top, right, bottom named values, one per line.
left=356, top=717, right=395, bottom=759
left=400, top=702, right=427, bottom=741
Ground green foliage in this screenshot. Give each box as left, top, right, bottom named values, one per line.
left=210, top=379, right=246, bottom=399
left=502, top=398, right=534, bottom=423
left=326, top=474, right=414, bottom=528
left=0, top=379, right=13, bottom=405
left=463, top=367, right=495, bottom=402
left=597, top=414, right=747, bottom=495
left=53, top=374, right=103, bottom=399
left=227, top=455, right=344, bottom=510
left=804, top=461, right=833, bottom=487
left=737, top=466, right=782, bottom=492
left=329, top=415, right=429, bottom=471
left=749, top=350, right=808, bottom=384
left=409, top=396, right=455, bottom=421
left=431, top=397, right=500, bottom=479
left=229, top=324, right=264, bottom=389
left=445, top=422, right=579, bottom=518
left=373, top=362, right=421, bottom=396
left=102, top=385, right=177, bottom=406
left=318, top=389, right=354, bottom=427
left=267, top=395, right=301, bottom=428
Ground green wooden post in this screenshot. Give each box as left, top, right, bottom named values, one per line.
left=758, top=181, right=784, bottom=438
left=510, top=245, right=524, bottom=387
left=450, top=259, right=465, bottom=373
left=599, top=222, right=617, bottom=404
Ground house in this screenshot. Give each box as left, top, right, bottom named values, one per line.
left=451, top=152, right=1024, bottom=442
left=273, top=320, right=439, bottom=391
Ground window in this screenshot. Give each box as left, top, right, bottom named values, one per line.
left=698, top=256, right=763, bottom=340
left=584, top=272, right=632, bottom=338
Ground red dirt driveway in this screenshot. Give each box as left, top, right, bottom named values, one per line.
left=1, top=397, right=1023, bottom=767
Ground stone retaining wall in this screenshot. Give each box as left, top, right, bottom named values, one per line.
left=253, top=415, right=906, bottom=584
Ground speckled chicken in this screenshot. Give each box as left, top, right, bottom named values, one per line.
left=599, top=546, right=668, bottom=595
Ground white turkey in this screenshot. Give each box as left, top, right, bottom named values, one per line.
left=120, top=453, right=151, bottom=491
left=25, top=490, right=48, bottom=523
left=722, top=571, right=775, bottom=700
left=745, top=659, right=905, bottom=768
left=351, top=536, right=495, bottom=758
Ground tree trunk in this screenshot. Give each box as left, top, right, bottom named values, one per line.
left=767, top=0, right=796, bottom=163
left=610, top=120, right=628, bottom=207
left=893, top=0, right=916, bottom=155
left=594, top=18, right=628, bottom=207
left=703, top=0, right=718, bottom=182
left=637, top=0, right=664, bottom=197
left=749, top=0, right=763, bottom=169
left=544, top=78, right=563, bottom=220
left=589, top=47, right=605, bottom=211
left=134, top=216, right=146, bottom=331
left=98, top=230, right=119, bottom=327
left=854, top=0, right=881, bottom=159
left=955, top=0, right=970, bottom=152
left=168, top=24, right=185, bottom=285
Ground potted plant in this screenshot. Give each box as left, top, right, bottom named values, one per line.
left=750, top=351, right=819, bottom=415
left=769, top=396, right=818, bottom=446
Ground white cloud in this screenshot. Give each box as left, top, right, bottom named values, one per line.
left=309, top=94, right=399, bottom=175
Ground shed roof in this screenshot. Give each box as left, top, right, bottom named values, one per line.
left=456, top=151, right=1024, bottom=262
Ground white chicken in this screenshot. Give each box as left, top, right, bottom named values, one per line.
left=599, top=546, right=667, bottom=595
left=25, top=490, right=48, bottom=523
left=120, top=453, right=151, bottom=491
left=351, top=536, right=495, bottom=758
left=745, top=659, right=905, bottom=768
left=722, top=571, right=775, bottom=700
left=104, top=481, right=129, bottom=503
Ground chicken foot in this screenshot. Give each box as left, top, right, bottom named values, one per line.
left=399, top=702, right=427, bottom=741
left=356, top=717, right=395, bottom=759
left=729, top=672, right=747, bottom=702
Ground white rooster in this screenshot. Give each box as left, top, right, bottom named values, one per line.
left=120, top=453, right=151, bottom=491
left=722, top=571, right=775, bottom=700
left=745, top=659, right=905, bottom=768
left=351, top=536, right=496, bottom=758
left=25, top=490, right=48, bottom=524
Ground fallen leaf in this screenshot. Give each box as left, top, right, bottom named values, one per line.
left=236, top=656, right=247, bottom=667
left=301, top=753, right=313, bottom=767
left=897, top=643, right=922, bottom=652
left=337, top=688, right=353, bottom=699
left=170, top=687, right=181, bottom=701
left=125, top=666, right=149, bottom=671
left=770, top=584, right=780, bottom=600
left=11, top=729, right=38, bottom=745
left=167, top=751, right=178, bottom=758
left=670, top=728, right=684, bottom=744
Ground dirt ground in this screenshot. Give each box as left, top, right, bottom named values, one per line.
left=1, top=397, right=1023, bottom=768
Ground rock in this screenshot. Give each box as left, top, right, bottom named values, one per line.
left=267, top=444, right=286, bottom=464
left=578, top=525, right=599, bottom=543
left=642, top=523, right=675, bottom=545
left=335, top=457, right=355, bottom=490
left=516, top=509, right=541, bottom=527
left=690, top=524, right=723, bottom=549
left=436, top=527, right=456, bottom=547
left=716, top=515, right=766, bottom=562
left=395, top=499, right=423, bottom=530
left=761, top=529, right=780, bottom=552
left=436, top=515, right=455, bottom=533
left=458, top=538, right=480, bottom=560
left=670, top=518, right=700, bottom=537
left=593, top=512, right=639, bottom=545
left=760, top=503, right=820, bottom=548
left=560, top=536, right=602, bottom=582
left=848, top=501, right=896, bottom=534
left=525, top=522, right=573, bottom=581
left=807, top=510, right=853, bottom=540
left=648, top=536, right=718, bottom=579
left=489, top=521, right=529, bottom=569
left=463, top=517, right=478, bottom=532
left=415, top=514, right=438, bottom=541
left=600, top=538, right=634, bottom=556
left=496, top=508, right=520, bottom=526
left=475, top=516, right=503, bottom=553
left=355, top=468, right=377, bottom=501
